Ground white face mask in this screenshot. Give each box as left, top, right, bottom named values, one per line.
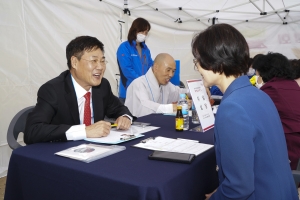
left=255, top=75, right=264, bottom=89
left=136, top=33, right=146, bottom=43
left=247, top=68, right=255, bottom=76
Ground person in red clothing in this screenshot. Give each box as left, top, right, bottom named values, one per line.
left=252, top=52, right=300, bottom=169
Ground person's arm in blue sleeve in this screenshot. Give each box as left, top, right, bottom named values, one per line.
left=117, top=44, right=140, bottom=86
left=210, top=101, right=255, bottom=200
left=145, top=46, right=153, bottom=68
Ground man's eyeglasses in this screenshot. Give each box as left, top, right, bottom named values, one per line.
left=81, top=58, right=108, bottom=67
left=193, top=59, right=198, bottom=71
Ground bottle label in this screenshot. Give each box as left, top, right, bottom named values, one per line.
left=176, top=118, right=183, bottom=130
left=182, top=104, right=188, bottom=115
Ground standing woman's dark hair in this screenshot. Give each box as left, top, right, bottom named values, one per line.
left=252, top=52, right=293, bottom=83
left=127, top=18, right=151, bottom=46
left=192, top=23, right=249, bottom=78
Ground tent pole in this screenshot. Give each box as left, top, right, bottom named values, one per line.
left=124, top=0, right=129, bottom=41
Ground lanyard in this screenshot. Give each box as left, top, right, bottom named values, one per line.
left=145, top=74, right=164, bottom=104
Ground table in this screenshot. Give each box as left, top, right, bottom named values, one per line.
left=5, top=114, right=218, bottom=200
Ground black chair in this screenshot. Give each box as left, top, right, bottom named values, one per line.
left=179, top=81, right=185, bottom=88
left=292, top=158, right=300, bottom=189
left=7, top=106, right=34, bottom=150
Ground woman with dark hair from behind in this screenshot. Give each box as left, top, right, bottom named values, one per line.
left=192, top=24, right=297, bottom=199
left=252, top=53, right=300, bottom=170
left=117, top=17, right=153, bottom=103
left=290, top=59, right=300, bottom=86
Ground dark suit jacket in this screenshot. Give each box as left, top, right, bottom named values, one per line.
left=24, top=70, right=134, bottom=144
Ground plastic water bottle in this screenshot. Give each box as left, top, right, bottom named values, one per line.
left=178, top=94, right=189, bottom=130
left=191, top=103, right=200, bottom=124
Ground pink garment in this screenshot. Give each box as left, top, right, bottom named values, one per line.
left=261, top=77, right=300, bottom=169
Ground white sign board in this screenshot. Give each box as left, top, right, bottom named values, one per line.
left=186, top=79, right=215, bottom=131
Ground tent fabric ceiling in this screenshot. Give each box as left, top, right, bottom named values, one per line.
left=102, top=0, right=300, bottom=29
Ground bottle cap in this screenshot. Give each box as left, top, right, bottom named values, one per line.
left=180, top=94, right=186, bottom=98
left=177, top=105, right=182, bottom=109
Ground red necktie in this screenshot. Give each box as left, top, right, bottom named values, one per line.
left=83, top=92, right=91, bottom=126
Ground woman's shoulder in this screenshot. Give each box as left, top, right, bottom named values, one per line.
left=263, top=78, right=298, bottom=89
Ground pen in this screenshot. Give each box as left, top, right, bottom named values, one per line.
left=185, top=94, right=189, bottom=100
left=111, top=123, right=117, bottom=128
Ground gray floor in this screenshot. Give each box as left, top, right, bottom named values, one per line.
left=0, top=176, right=6, bottom=200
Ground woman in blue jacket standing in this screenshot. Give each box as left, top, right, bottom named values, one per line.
left=117, top=17, right=153, bottom=103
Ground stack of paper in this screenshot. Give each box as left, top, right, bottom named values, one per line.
left=133, top=136, right=213, bottom=156
left=55, top=144, right=125, bottom=163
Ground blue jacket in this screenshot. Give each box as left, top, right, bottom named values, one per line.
left=211, top=76, right=298, bottom=200
left=117, top=40, right=153, bottom=98
left=210, top=85, right=223, bottom=96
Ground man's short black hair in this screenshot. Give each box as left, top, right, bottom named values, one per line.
left=191, top=23, right=249, bottom=78
left=66, top=36, right=104, bottom=69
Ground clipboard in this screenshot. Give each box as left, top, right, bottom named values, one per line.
left=85, top=126, right=160, bottom=144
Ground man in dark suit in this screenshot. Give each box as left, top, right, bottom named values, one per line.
left=24, top=36, right=134, bottom=144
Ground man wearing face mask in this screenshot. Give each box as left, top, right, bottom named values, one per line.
left=117, top=17, right=154, bottom=104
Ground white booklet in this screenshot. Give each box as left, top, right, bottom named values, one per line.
left=55, top=144, right=125, bottom=163
left=133, top=136, right=213, bottom=156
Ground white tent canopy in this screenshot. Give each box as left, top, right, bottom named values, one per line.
left=1, top=0, right=300, bottom=176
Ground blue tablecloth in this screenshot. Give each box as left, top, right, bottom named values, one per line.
left=5, top=114, right=218, bottom=200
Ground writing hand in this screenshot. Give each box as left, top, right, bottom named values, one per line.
left=86, top=121, right=111, bottom=138
left=115, top=116, right=131, bottom=130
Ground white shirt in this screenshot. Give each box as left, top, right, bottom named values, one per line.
left=66, top=75, right=132, bottom=140
left=65, top=76, right=92, bottom=140
left=125, top=68, right=188, bottom=117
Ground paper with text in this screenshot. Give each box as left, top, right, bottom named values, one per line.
left=134, top=136, right=213, bottom=156
left=186, top=79, right=215, bottom=131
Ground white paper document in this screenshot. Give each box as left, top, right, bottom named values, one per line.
left=133, top=136, right=213, bottom=156
left=85, top=126, right=160, bottom=144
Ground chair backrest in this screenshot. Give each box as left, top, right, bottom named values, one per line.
left=7, top=106, right=34, bottom=150
left=179, top=81, right=185, bottom=88
left=292, top=158, right=300, bottom=188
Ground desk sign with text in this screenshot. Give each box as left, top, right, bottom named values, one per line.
left=186, top=79, right=215, bottom=131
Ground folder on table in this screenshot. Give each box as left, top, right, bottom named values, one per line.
left=55, top=144, right=126, bottom=163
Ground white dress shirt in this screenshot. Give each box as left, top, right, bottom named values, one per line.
left=125, top=68, right=188, bottom=117
left=66, top=75, right=132, bottom=140
left=65, top=76, right=92, bottom=140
